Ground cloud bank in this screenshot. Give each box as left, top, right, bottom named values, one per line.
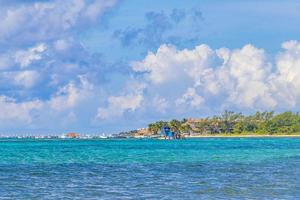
left=0, top=0, right=118, bottom=132
left=2, top=39, right=300, bottom=132
left=128, top=40, right=300, bottom=117
left=0, top=0, right=300, bottom=134
left=0, top=0, right=117, bottom=46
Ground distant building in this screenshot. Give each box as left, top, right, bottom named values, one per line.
left=65, top=132, right=80, bottom=138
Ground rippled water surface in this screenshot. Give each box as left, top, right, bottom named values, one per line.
left=1, top=138, right=300, bottom=199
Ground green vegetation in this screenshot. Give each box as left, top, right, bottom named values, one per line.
left=148, top=111, right=300, bottom=135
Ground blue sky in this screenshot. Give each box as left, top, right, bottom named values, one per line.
left=1, top=0, right=300, bottom=135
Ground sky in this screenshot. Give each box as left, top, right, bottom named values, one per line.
left=1, top=0, right=300, bottom=135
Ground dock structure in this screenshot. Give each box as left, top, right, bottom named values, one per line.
left=161, top=126, right=182, bottom=139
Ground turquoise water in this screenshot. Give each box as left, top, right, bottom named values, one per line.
left=1, top=138, right=300, bottom=199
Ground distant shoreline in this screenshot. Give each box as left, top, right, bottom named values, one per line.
left=140, top=134, right=300, bottom=139
left=1, top=134, right=300, bottom=140
left=185, top=134, right=300, bottom=138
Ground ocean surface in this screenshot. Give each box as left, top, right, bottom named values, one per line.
left=1, top=138, right=300, bottom=200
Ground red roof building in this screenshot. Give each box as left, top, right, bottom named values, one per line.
left=66, top=132, right=80, bottom=138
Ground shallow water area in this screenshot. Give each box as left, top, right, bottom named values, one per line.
left=1, top=138, right=300, bottom=199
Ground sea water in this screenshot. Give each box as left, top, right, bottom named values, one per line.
left=0, top=138, right=300, bottom=199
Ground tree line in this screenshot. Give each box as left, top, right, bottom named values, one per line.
left=148, top=111, right=300, bottom=135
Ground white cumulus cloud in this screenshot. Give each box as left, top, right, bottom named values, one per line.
left=15, top=43, right=47, bottom=68
left=97, top=94, right=143, bottom=119
left=131, top=40, right=300, bottom=112
left=49, top=76, right=94, bottom=112
left=0, top=96, right=42, bottom=123
left=13, top=70, right=40, bottom=88
left=0, top=0, right=118, bottom=44
left=176, top=87, right=204, bottom=108
left=97, top=81, right=145, bottom=119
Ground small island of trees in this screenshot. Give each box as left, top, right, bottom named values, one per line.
left=147, top=111, right=300, bottom=136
